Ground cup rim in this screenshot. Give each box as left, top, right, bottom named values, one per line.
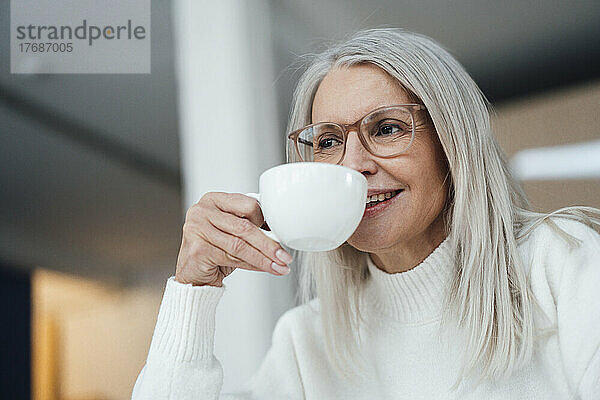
left=260, top=162, right=366, bottom=183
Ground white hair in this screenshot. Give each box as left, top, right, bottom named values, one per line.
left=284, top=28, right=600, bottom=383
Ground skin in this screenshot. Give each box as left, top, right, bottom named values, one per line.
left=311, top=63, right=450, bottom=274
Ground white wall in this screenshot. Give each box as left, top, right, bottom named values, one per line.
left=172, top=0, right=296, bottom=392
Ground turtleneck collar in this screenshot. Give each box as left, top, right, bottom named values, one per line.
left=360, top=236, right=454, bottom=324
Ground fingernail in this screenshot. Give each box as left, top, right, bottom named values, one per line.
left=276, top=249, right=293, bottom=264
left=271, top=262, right=290, bottom=275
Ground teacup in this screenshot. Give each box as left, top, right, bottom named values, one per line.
left=246, top=162, right=367, bottom=252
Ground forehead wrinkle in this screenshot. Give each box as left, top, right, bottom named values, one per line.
left=321, top=99, right=391, bottom=125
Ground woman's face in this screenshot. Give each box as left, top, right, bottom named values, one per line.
left=311, top=63, right=449, bottom=254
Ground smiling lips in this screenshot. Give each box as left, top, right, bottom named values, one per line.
left=366, top=189, right=403, bottom=208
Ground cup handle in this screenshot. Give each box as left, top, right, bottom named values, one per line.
left=244, top=192, right=280, bottom=243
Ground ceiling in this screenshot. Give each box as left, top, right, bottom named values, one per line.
left=1, top=0, right=599, bottom=285
left=270, top=0, right=600, bottom=117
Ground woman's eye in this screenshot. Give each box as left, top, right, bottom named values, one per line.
left=376, top=124, right=403, bottom=136
left=370, top=118, right=411, bottom=138
left=317, top=136, right=342, bottom=149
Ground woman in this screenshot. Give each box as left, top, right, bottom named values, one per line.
left=132, top=29, right=600, bottom=399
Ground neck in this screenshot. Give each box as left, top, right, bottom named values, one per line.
left=369, top=213, right=447, bottom=274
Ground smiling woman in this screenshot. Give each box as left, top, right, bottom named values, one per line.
left=306, top=64, right=450, bottom=267
left=132, top=28, right=600, bottom=399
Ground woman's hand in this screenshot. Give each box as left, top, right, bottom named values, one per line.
left=175, top=192, right=294, bottom=287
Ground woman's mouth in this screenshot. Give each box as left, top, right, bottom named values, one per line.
left=363, top=189, right=404, bottom=218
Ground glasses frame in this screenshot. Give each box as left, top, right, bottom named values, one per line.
left=287, top=104, right=427, bottom=165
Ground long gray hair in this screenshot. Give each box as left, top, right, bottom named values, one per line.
left=284, top=28, right=600, bottom=382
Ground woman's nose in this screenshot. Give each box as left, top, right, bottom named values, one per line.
left=340, top=130, right=377, bottom=175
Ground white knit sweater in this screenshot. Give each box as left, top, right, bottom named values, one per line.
left=132, top=218, right=600, bottom=399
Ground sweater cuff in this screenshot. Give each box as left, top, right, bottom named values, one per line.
left=147, top=276, right=225, bottom=363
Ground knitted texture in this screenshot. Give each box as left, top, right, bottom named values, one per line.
left=132, top=219, right=600, bottom=399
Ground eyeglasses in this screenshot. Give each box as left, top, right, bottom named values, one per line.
left=288, top=104, right=427, bottom=165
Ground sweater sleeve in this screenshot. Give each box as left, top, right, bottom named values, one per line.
left=131, top=277, right=305, bottom=400
left=552, top=220, right=600, bottom=399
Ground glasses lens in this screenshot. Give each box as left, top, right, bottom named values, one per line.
left=297, top=124, right=344, bottom=163
left=361, top=106, right=414, bottom=156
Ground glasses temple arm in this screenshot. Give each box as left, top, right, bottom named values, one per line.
left=297, top=138, right=313, bottom=147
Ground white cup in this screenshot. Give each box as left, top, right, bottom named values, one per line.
left=246, top=162, right=367, bottom=252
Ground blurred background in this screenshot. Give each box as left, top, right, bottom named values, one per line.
left=1, top=1, right=599, bottom=399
